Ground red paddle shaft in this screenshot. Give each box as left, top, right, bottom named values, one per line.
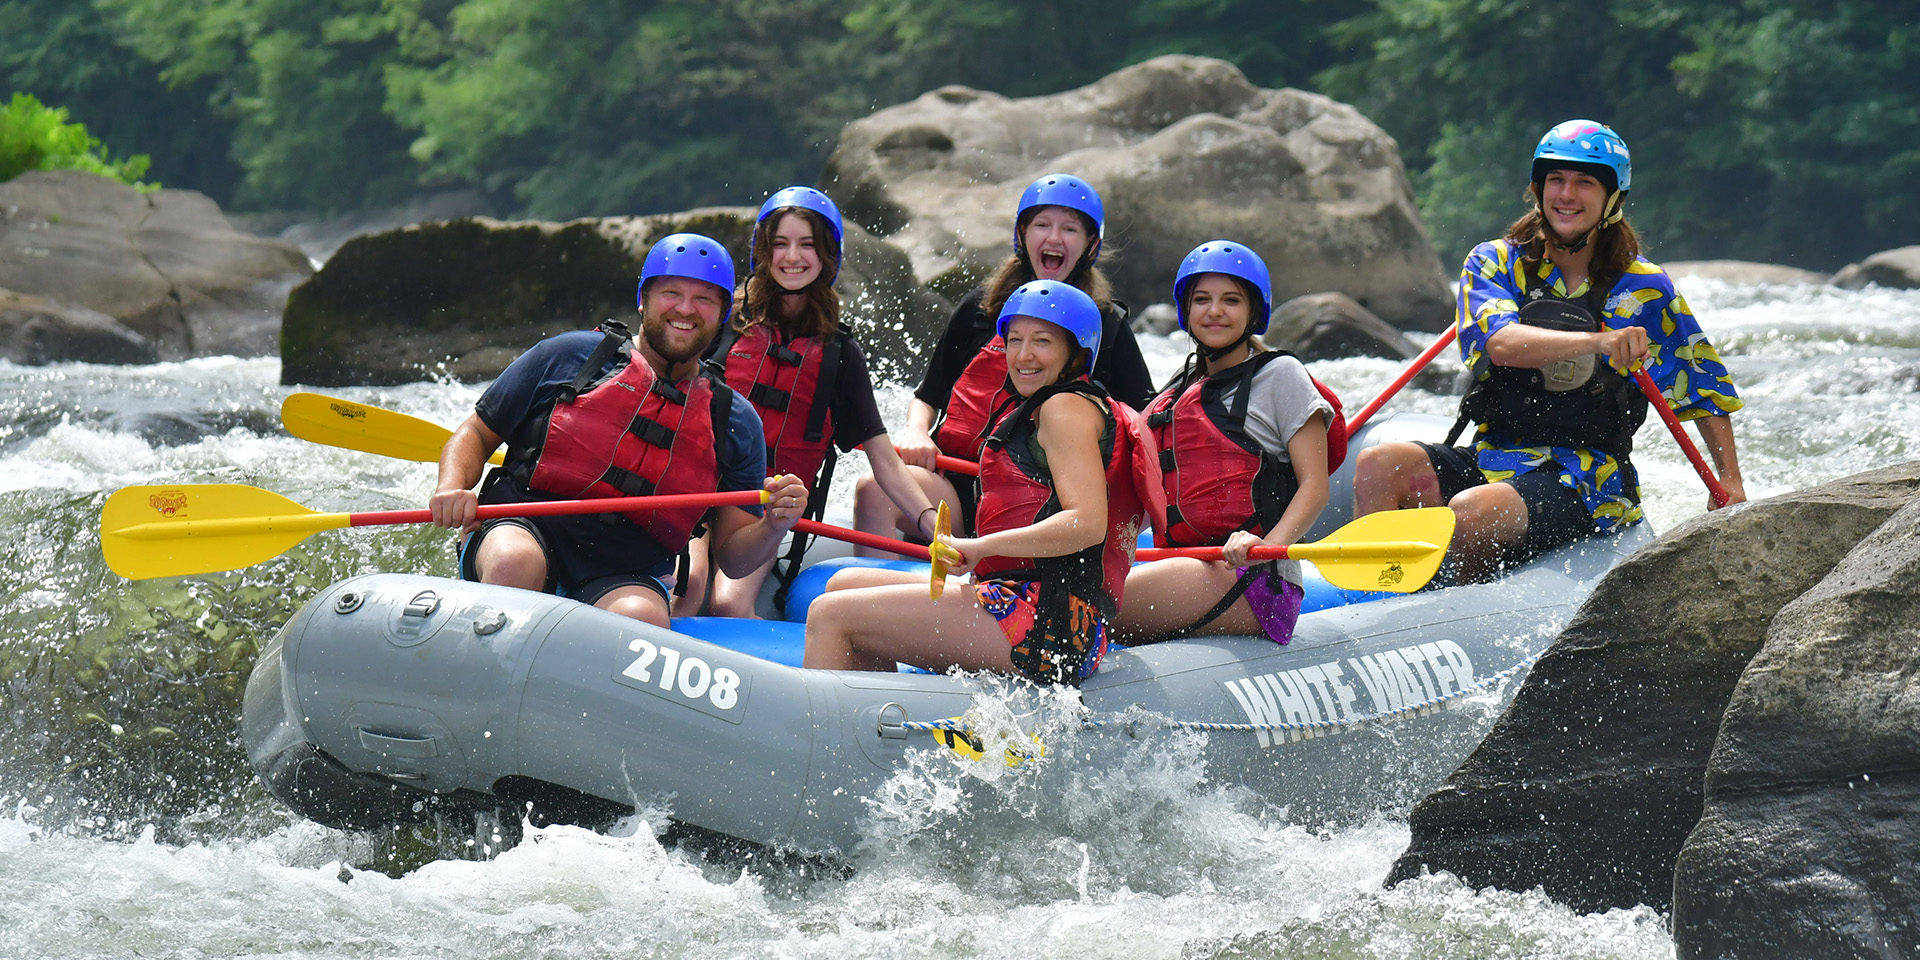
left=1347, top=325, right=1459, bottom=435
left=856, top=443, right=978, bottom=477
left=793, top=518, right=934, bottom=561
left=349, top=490, right=770, bottom=528
left=1631, top=368, right=1731, bottom=508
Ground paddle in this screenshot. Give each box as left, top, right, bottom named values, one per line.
left=100, top=483, right=770, bottom=580
left=928, top=501, right=956, bottom=599
left=282, top=392, right=981, bottom=475
left=1346, top=325, right=1459, bottom=435
left=1630, top=367, right=1732, bottom=508
left=281, top=393, right=506, bottom=467
left=1135, top=506, right=1455, bottom=593
left=281, top=393, right=1451, bottom=589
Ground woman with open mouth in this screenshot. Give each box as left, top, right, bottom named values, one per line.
left=851, top=173, right=1154, bottom=551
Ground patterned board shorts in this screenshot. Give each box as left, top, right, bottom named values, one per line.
left=975, top=579, right=1109, bottom=686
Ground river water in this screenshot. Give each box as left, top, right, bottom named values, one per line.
left=1, top=277, right=1914, bottom=958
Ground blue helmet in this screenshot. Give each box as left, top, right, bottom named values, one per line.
left=1015, top=173, right=1105, bottom=264
left=638, top=233, right=736, bottom=317
left=1173, top=240, right=1274, bottom=335
left=996, top=280, right=1102, bottom=372
left=1531, top=119, right=1631, bottom=195
left=754, top=185, right=844, bottom=275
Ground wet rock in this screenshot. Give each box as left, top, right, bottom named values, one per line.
left=1664, top=260, right=1831, bottom=286
left=0, top=288, right=155, bottom=364
left=1135, top=302, right=1179, bottom=337
left=1833, top=246, right=1920, bottom=290
left=824, top=55, right=1453, bottom=332
left=0, top=170, right=311, bottom=360
left=1671, top=497, right=1920, bottom=959
left=1266, top=292, right=1418, bottom=362
left=280, top=209, right=947, bottom=387
left=1386, top=461, right=1920, bottom=912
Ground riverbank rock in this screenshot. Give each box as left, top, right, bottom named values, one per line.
left=0, top=170, right=311, bottom=360
left=280, top=209, right=946, bottom=386
left=823, top=55, right=1453, bottom=332
left=1267, top=292, right=1418, bottom=362
left=1385, top=461, right=1920, bottom=913
left=1671, top=497, right=1920, bottom=959
left=0, top=289, right=155, bottom=364
left=1833, top=246, right=1920, bottom=290
left=1665, top=260, right=1831, bottom=286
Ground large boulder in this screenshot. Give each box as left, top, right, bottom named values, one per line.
left=1672, top=498, right=1920, bottom=959
left=280, top=210, right=947, bottom=386
left=1385, top=461, right=1920, bottom=912
left=1266, top=291, right=1419, bottom=362
left=1664, top=260, right=1830, bottom=286
left=0, top=289, right=155, bottom=364
left=0, top=170, right=311, bottom=360
left=1833, top=246, right=1920, bottom=290
left=823, top=55, right=1454, bottom=332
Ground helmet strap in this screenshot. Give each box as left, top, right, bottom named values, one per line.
left=1198, top=328, right=1255, bottom=368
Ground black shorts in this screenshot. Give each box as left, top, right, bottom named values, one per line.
left=460, top=518, right=672, bottom=608
left=1415, top=442, right=1602, bottom=563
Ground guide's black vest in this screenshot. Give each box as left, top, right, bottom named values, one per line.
left=1447, top=270, right=1648, bottom=466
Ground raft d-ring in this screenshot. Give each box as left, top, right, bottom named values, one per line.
left=876, top=702, right=909, bottom=740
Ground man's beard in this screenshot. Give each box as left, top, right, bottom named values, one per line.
left=642, top=311, right=708, bottom=365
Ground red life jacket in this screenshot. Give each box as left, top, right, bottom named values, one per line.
left=719, top=324, right=840, bottom=491
left=1145, top=351, right=1347, bottom=547
left=972, top=379, right=1166, bottom=615
left=521, top=344, right=726, bottom=553
left=933, top=337, right=1021, bottom=463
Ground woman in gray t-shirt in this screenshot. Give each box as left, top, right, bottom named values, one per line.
left=1114, top=241, right=1334, bottom=645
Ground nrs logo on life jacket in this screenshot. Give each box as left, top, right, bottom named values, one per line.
left=521, top=344, right=728, bottom=553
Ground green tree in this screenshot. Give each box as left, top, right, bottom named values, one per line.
left=1319, top=0, right=1918, bottom=269
left=0, top=0, right=238, bottom=201
left=387, top=0, right=878, bottom=218
left=99, top=0, right=440, bottom=212
left=0, top=91, right=154, bottom=187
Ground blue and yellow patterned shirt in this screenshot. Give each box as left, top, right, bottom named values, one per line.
left=1457, top=239, right=1742, bottom=530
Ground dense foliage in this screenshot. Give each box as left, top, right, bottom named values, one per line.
left=0, top=91, right=154, bottom=187
left=1, top=0, right=1909, bottom=267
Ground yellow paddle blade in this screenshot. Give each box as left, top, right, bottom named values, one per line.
left=100, top=484, right=349, bottom=580
left=1295, top=507, right=1456, bottom=593
left=928, top=500, right=956, bottom=600
left=281, top=393, right=504, bottom=466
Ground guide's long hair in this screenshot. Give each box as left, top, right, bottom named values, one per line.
left=981, top=205, right=1113, bottom=321
left=732, top=207, right=842, bottom=340
left=1506, top=185, right=1642, bottom=293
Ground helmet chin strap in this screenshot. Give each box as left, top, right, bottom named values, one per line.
left=1198, top=328, right=1255, bottom=366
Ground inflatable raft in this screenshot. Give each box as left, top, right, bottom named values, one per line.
left=241, top=413, right=1650, bottom=853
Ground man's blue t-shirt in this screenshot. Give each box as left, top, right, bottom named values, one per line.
left=475, top=329, right=768, bottom=511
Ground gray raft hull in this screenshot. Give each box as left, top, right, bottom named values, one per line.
left=243, top=526, right=1647, bottom=854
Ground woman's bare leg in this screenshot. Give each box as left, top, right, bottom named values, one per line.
left=1112, top=558, right=1263, bottom=642
left=803, top=582, right=1015, bottom=674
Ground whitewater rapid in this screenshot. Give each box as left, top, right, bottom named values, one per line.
left=2, top=277, right=1915, bottom=959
